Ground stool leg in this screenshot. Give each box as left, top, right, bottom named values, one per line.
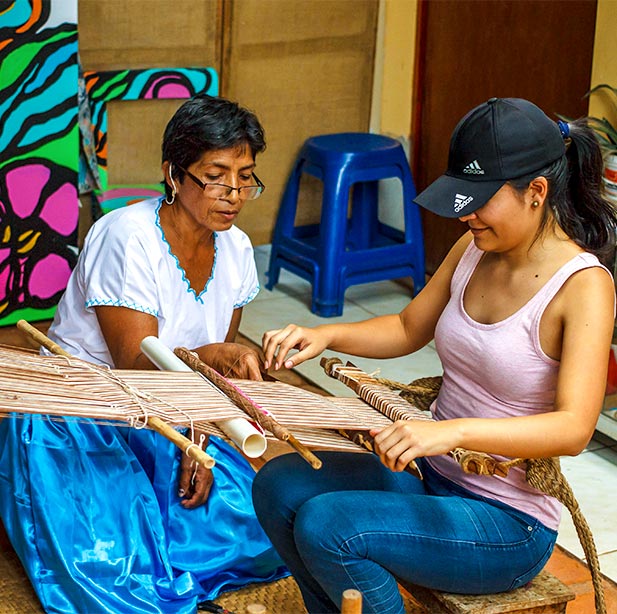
left=348, top=181, right=379, bottom=250
left=406, top=202, right=425, bottom=295
left=266, top=251, right=281, bottom=291
left=401, top=168, right=426, bottom=296
left=266, top=160, right=304, bottom=290
left=312, top=170, right=349, bottom=317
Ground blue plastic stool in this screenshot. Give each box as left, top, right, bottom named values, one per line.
left=266, top=133, right=425, bottom=317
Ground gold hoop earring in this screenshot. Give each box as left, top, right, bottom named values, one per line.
left=531, top=200, right=540, bottom=208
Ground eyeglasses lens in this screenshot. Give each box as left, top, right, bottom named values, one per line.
left=203, top=184, right=263, bottom=200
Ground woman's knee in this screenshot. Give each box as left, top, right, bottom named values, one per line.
left=252, top=453, right=307, bottom=519
left=293, top=493, right=359, bottom=558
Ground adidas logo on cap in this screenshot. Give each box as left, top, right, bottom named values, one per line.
left=454, top=193, right=473, bottom=213
left=463, top=160, right=484, bottom=175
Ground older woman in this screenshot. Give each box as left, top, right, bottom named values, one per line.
left=0, top=95, right=286, bottom=614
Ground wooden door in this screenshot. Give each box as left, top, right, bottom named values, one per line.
left=412, top=0, right=598, bottom=274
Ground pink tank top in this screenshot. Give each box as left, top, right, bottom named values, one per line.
left=427, top=241, right=606, bottom=530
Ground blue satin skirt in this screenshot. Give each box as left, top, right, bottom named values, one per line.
left=0, top=416, right=287, bottom=613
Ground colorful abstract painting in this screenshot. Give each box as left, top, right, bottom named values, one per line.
left=0, top=0, right=79, bottom=326
left=0, top=2, right=218, bottom=325
left=83, top=68, right=218, bottom=213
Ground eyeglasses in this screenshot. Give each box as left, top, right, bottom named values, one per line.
left=176, top=165, right=265, bottom=200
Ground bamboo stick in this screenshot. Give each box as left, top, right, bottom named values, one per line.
left=174, top=347, right=323, bottom=470
left=321, top=357, right=516, bottom=478
left=15, top=320, right=216, bottom=469
left=321, top=357, right=423, bottom=479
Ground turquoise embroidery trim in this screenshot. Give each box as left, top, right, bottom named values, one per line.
left=85, top=298, right=159, bottom=317
left=155, top=201, right=218, bottom=304
left=235, top=284, right=260, bottom=308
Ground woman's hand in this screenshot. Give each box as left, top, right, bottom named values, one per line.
left=195, top=342, right=263, bottom=380
left=370, top=420, right=460, bottom=472
left=262, top=324, right=332, bottom=370
left=178, top=432, right=213, bottom=508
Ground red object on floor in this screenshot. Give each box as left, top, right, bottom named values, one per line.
left=606, top=346, right=617, bottom=395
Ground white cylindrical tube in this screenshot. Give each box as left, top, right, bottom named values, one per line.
left=141, top=336, right=193, bottom=372
left=216, top=418, right=267, bottom=458
left=140, top=336, right=267, bottom=457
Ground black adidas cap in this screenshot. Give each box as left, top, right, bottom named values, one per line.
left=414, top=98, right=567, bottom=218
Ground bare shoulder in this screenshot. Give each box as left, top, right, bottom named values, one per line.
left=450, top=231, right=475, bottom=260
left=416, top=232, right=474, bottom=298
left=563, top=263, right=614, bottom=297
left=560, top=263, right=615, bottom=316
left=404, top=232, right=473, bottom=313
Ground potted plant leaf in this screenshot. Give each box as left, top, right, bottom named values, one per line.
left=585, top=83, right=617, bottom=204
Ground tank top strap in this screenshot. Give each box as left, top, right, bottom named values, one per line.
left=529, top=252, right=607, bottom=322
left=450, top=239, right=483, bottom=297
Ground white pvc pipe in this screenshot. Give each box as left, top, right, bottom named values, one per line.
left=215, top=418, right=267, bottom=458
left=140, top=336, right=267, bottom=458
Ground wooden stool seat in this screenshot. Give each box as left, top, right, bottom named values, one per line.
left=401, top=570, right=575, bottom=614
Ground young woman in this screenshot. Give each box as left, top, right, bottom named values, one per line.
left=0, top=95, right=287, bottom=614
left=255, top=97, right=617, bottom=614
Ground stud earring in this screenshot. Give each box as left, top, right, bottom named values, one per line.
left=532, top=200, right=540, bottom=208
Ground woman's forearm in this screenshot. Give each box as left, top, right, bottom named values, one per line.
left=322, top=314, right=425, bottom=359
left=450, top=408, right=599, bottom=459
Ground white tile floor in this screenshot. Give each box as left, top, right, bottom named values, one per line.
left=241, top=244, right=617, bottom=582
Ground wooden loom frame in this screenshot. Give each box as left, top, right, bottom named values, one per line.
left=1, top=321, right=607, bottom=613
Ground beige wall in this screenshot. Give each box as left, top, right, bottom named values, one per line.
left=372, top=0, right=417, bottom=137
left=224, top=1, right=378, bottom=245
left=589, top=0, right=617, bottom=126
left=78, top=0, right=378, bottom=246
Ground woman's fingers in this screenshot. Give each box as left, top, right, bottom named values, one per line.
left=373, top=422, right=421, bottom=471
left=261, top=326, right=286, bottom=368
left=372, top=420, right=457, bottom=471
left=262, top=324, right=303, bottom=369
left=262, top=324, right=331, bottom=370
left=181, top=466, right=214, bottom=509
left=178, top=454, right=214, bottom=509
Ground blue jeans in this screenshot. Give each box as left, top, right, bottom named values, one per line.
left=252, top=452, right=557, bottom=614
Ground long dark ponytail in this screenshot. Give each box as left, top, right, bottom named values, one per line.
left=510, top=118, right=617, bottom=267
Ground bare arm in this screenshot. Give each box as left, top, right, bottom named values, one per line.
left=262, top=233, right=473, bottom=370
left=94, top=306, right=159, bottom=369
left=95, top=304, right=259, bottom=375
left=225, top=307, right=243, bottom=342
left=372, top=265, right=616, bottom=470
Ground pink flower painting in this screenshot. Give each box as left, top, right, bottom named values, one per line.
left=0, top=160, right=78, bottom=319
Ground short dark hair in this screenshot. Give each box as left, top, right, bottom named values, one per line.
left=162, top=94, right=266, bottom=196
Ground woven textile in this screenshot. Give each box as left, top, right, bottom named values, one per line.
left=0, top=546, right=43, bottom=613
left=215, top=575, right=423, bottom=614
